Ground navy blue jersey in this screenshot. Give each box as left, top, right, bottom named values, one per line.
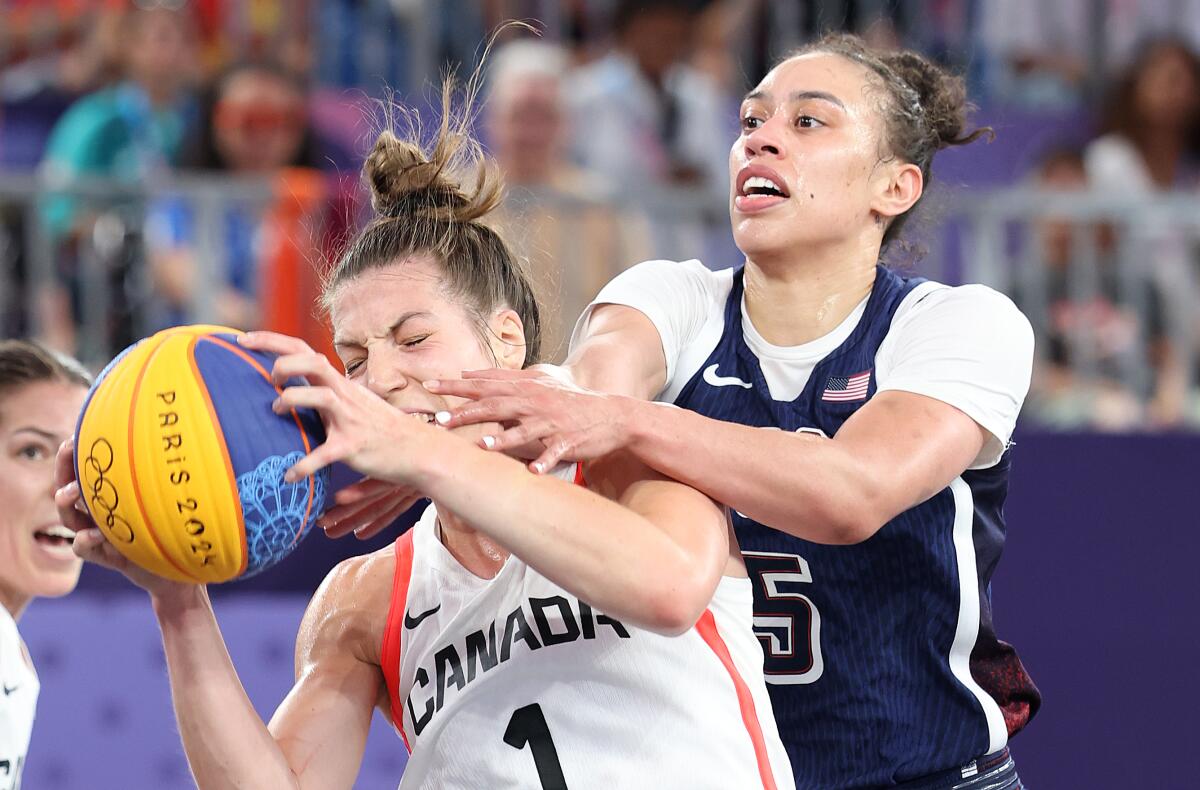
left=672, top=266, right=1040, bottom=788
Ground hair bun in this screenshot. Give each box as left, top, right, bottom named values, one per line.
left=882, top=50, right=982, bottom=149
left=364, top=130, right=475, bottom=219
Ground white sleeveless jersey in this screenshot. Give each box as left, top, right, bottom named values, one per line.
left=381, top=465, right=794, bottom=790
left=0, top=606, right=37, bottom=790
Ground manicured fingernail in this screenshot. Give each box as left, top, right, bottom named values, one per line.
left=424, top=380, right=439, bottom=390
left=271, top=398, right=283, bottom=413
left=481, top=435, right=496, bottom=449
left=531, top=462, right=545, bottom=474
left=284, top=470, right=297, bottom=483
left=435, top=411, right=451, bottom=425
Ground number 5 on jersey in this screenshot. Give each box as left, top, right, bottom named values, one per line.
left=743, top=551, right=824, bottom=684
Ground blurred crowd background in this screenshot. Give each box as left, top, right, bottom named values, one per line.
left=4, top=0, right=1200, bottom=430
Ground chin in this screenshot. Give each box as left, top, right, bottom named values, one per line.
left=31, top=566, right=83, bottom=599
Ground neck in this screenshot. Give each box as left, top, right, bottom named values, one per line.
left=742, top=233, right=880, bottom=346
left=0, top=584, right=30, bottom=622
left=1137, top=129, right=1185, bottom=187
left=435, top=503, right=509, bottom=579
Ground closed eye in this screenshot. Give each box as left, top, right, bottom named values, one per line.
left=401, top=334, right=430, bottom=348
left=343, top=359, right=364, bottom=376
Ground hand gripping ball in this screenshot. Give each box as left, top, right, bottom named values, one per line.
left=74, top=325, right=329, bottom=583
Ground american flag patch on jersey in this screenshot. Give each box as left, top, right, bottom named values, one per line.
left=822, top=370, right=871, bottom=402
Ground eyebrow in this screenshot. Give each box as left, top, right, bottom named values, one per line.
left=743, top=90, right=846, bottom=110
left=12, top=426, right=59, bottom=441
left=333, top=310, right=433, bottom=348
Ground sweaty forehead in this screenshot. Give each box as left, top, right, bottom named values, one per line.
left=330, top=259, right=450, bottom=340
left=754, top=52, right=875, bottom=110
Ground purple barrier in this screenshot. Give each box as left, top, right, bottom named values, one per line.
left=20, top=594, right=407, bottom=789
left=995, top=431, right=1198, bottom=786
left=18, top=432, right=1197, bottom=788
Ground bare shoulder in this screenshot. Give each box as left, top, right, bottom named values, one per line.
left=296, top=543, right=397, bottom=670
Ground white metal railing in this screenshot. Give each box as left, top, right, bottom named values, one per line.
left=2, top=175, right=1199, bottom=429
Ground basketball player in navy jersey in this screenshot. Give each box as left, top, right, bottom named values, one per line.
left=423, top=34, right=1041, bottom=789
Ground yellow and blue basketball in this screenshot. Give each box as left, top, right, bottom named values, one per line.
left=74, top=325, right=329, bottom=583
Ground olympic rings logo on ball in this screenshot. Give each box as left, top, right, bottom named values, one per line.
left=81, top=438, right=135, bottom=544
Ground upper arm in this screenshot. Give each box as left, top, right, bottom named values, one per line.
left=565, top=259, right=721, bottom=399
left=267, top=556, right=389, bottom=790
left=586, top=452, right=732, bottom=592
left=832, top=286, right=1034, bottom=531
left=877, top=285, right=1034, bottom=469
left=832, top=390, right=989, bottom=528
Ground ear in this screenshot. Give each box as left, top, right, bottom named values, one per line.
left=486, top=308, right=528, bottom=370
left=870, top=161, right=923, bottom=222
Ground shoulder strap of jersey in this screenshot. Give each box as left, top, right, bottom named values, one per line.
left=380, top=529, right=416, bottom=751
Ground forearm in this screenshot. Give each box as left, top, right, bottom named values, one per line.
left=623, top=399, right=882, bottom=544
left=152, top=588, right=300, bottom=790
left=414, top=435, right=709, bottom=632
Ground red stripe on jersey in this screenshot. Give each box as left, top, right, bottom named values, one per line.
left=381, top=529, right=416, bottom=752
left=695, top=609, right=778, bottom=790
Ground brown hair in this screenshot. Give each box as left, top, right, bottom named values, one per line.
left=0, top=340, right=91, bottom=407
left=321, top=74, right=543, bottom=366
left=794, top=34, right=991, bottom=246
left=1100, top=37, right=1200, bottom=160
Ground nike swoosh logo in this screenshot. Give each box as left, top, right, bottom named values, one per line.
left=404, top=604, right=441, bottom=630
left=1, top=683, right=18, bottom=696
left=702, top=364, right=752, bottom=389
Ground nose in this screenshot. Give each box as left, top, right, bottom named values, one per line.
left=363, top=348, right=408, bottom=399
left=743, top=116, right=786, bottom=160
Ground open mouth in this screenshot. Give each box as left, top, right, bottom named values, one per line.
left=34, top=525, right=75, bottom=548
left=407, top=411, right=436, bottom=424
left=735, top=167, right=791, bottom=213
left=739, top=175, right=789, bottom=198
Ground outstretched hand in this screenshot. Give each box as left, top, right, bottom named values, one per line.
left=238, top=331, right=435, bottom=487
left=426, top=366, right=635, bottom=472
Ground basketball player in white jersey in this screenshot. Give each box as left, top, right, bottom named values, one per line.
left=54, top=76, right=795, bottom=789
left=0, top=341, right=91, bottom=790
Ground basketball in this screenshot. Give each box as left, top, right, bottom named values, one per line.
left=73, top=324, right=329, bottom=583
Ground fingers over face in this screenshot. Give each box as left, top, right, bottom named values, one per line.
left=238, top=331, right=314, bottom=357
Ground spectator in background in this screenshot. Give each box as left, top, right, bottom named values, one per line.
left=1085, top=38, right=1200, bottom=426
left=565, top=0, right=731, bottom=258
left=1022, top=148, right=1174, bottom=430
left=39, top=5, right=196, bottom=240
left=144, top=60, right=325, bottom=332
left=1086, top=38, right=1200, bottom=192
left=484, top=39, right=651, bottom=361
left=35, top=4, right=195, bottom=354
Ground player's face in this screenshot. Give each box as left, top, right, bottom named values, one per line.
left=330, top=257, right=521, bottom=426
left=0, top=381, right=87, bottom=617
left=729, top=53, right=897, bottom=260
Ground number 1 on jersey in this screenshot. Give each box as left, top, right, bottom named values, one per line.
left=504, top=703, right=568, bottom=789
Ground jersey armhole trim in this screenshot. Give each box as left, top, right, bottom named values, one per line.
left=381, top=530, right=416, bottom=753
left=694, top=609, right=779, bottom=790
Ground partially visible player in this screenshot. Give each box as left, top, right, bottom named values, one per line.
left=0, top=341, right=90, bottom=790
left=54, top=75, right=795, bottom=789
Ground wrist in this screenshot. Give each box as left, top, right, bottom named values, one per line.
left=621, top=396, right=661, bottom=457
left=151, top=583, right=210, bottom=623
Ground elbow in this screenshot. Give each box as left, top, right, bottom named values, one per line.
left=822, top=499, right=890, bottom=546
left=641, top=577, right=712, bottom=637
